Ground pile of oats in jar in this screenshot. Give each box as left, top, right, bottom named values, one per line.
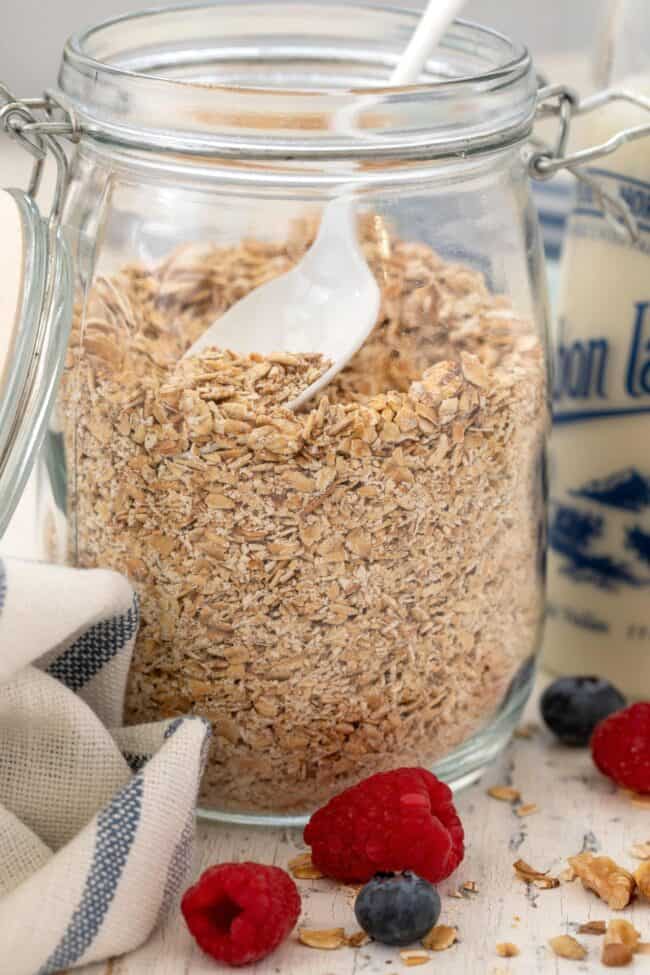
left=59, top=216, right=547, bottom=813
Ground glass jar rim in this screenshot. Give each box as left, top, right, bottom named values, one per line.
left=58, top=0, right=537, bottom=162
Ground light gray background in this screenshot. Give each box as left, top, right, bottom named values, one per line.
left=1, top=0, right=606, bottom=94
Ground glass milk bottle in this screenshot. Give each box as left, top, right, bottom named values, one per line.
left=544, top=0, right=650, bottom=696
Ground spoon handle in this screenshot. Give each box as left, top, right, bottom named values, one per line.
left=390, top=0, right=468, bottom=86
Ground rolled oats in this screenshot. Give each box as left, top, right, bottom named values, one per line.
left=58, top=219, right=546, bottom=813
left=400, top=950, right=431, bottom=966
left=487, top=786, right=521, bottom=803
left=298, top=928, right=346, bottom=949
left=422, top=925, right=458, bottom=951
left=495, top=942, right=519, bottom=957
left=287, top=852, right=324, bottom=880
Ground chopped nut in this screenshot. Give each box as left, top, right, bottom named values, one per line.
left=561, top=866, right=577, bottom=883
left=578, top=920, right=607, bottom=935
left=488, top=786, right=521, bottom=803
left=400, top=950, right=431, bottom=966
left=635, top=860, right=650, bottom=898
left=515, top=803, right=538, bottom=817
left=461, top=880, right=479, bottom=894
left=630, top=842, right=650, bottom=860
left=298, top=928, right=346, bottom=950
left=549, top=935, right=587, bottom=960
left=604, top=919, right=640, bottom=953
left=422, top=925, right=458, bottom=951
left=496, top=942, right=519, bottom=957
left=602, top=943, right=633, bottom=967
left=569, top=853, right=636, bottom=910
left=513, top=859, right=560, bottom=889
left=287, top=852, right=324, bottom=880
left=345, top=930, right=370, bottom=948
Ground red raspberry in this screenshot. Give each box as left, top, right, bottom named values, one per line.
left=304, top=767, right=464, bottom=884
left=591, top=702, right=650, bottom=794
left=181, top=862, right=301, bottom=966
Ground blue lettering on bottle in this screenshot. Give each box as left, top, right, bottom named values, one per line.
left=553, top=322, right=609, bottom=402
left=626, top=302, right=650, bottom=398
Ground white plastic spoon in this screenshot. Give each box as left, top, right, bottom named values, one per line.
left=185, top=0, right=467, bottom=409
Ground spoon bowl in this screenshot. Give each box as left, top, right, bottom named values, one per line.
left=184, top=199, right=380, bottom=410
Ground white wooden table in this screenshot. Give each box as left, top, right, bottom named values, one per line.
left=6, top=57, right=645, bottom=972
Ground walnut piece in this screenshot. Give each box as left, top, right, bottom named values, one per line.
left=568, top=853, right=635, bottom=910
left=602, top=943, right=633, bottom=967
left=600, top=921, right=640, bottom=966
left=634, top=860, right=650, bottom=899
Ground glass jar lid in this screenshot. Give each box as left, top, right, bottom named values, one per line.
left=58, top=1, right=538, bottom=163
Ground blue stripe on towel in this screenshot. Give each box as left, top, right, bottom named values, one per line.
left=0, top=559, right=6, bottom=616
left=39, top=775, right=144, bottom=974
left=45, top=594, right=139, bottom=691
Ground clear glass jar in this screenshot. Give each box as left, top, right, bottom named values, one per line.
left=35, top=2, right=549, bottom=824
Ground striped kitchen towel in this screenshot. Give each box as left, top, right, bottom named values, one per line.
left=0, top=558, right=211, bottom=975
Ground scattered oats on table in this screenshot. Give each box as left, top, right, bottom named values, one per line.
left=400, top=949, right=431, bottom=967
left=496, top=942, right=519, bottom=957
left=487, top=786, right=521, bottom=803
left=58, top=216, right=547, bottom=814
left=287, top=852, right=324, bottom=880
left=515, top=802, right=538, bottom=818
left=422, top=925, right=458, bottom=951
left=298, top=928, right=346, bottom=950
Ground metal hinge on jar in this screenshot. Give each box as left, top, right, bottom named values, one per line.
left=0, top=85, right=79, bottom=220
left=529, top=84, right=650, bottom=241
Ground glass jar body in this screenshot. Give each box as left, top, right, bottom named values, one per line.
left=36, top=3, right=549, bottom=822
left=39, top=140, right=549, bottom=822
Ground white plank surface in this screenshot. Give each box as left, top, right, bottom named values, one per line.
left=66, top=699, right=650, bottom=975
left=2, top=64, right=637, bottom=974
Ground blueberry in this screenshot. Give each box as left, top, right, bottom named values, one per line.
left=541, top=676, right=626, bottom=746
left=354, top=871, right=441, bottom=946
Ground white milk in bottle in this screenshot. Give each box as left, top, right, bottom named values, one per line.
left=544, top=59, right=650, bottom=696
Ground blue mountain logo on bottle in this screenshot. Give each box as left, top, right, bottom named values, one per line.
left=550, top=467, right=650, bottom=589
left=553, top=301, right=650, bottom=424
left=572, top=468, right=650, bottom=512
